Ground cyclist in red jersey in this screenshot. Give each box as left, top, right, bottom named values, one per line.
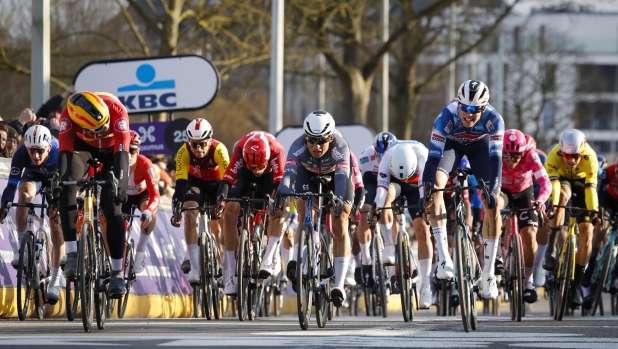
left=123, top=131, right=160, bottom=273
left=52, top=92, right=130, bottom=297
left=216, top=131, right=286, bottom=295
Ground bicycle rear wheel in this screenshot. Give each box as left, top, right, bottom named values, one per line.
left=94, top=233, right=108, bottom=330
left=510, top=234, right=524, bottom=322
left=397, top=232, right=413, bottom=322
left=591, top=245, right=613, bottom=316
left=249, top=225, right=266, bottom=321
left=364, top=287, right=372, bottom=316
left=296, top=224, right=313, bottom=330
left=455, top=225, right=471, bottom=332
left=237, top=229, right=251, bottom=321
left=316, top=245, right=330, bottom=328
left=118, top=239, right=134, bottom=319
left=36, top=232, right=51, bottom=320
left=80, top=223, right=95, bottom=332
left=212, top=238, right=223, bottom=320
left=374, top=235, right=388, bottom=318
left=16, top=233, right=33, bottom=321
left=200, top=232, right=213, bottom=320
left=555, top=235, right=576, bottom=321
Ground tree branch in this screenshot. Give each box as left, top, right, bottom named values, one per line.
left=116, top=0, right=151, bottom=57
left=127, top=0, right=164, bottom=37
left=51, top=31, right=134, bottom=57
left=0, top=41, right=68, bottom=90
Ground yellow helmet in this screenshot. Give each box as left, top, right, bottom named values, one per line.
left=67, top=92, right=110, bottom=130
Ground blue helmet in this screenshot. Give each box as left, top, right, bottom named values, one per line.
left=598, top=155, right=607, bottom=167
left=538, top=153, right=547, bottom=165
left=373, top=132, right=397, bottom=159
left=458, top=157, right=471, bottom=171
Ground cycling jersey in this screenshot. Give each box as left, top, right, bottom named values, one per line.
left=423, top=101, right=504, bottom=196
left=358, top=146, right=380, bottom=174
left=350, top=151, right=363, bottom=190
left=502, top=150, right=551, bottom=204
left=223, top=131, right=285, bottom=185
left=444, top=175, right=469, bottom=202
left=127, top=154, right=160, bottom=214
left=1, top=139, right=59, bottom=204
left=600, top=164, right=618, bottom=201
left=175, top=139, right=229, bottom=182
left=545, top=143, right=598, bottom=210
left=375, top=141, right=428, bottom=208
left=279, top=132, right=351, bottom=200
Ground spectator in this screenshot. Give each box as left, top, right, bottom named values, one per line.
left=8, top=108, right=36, bottom=136
left=33, top=85, right=76, bottom=138
left=0, top=124, right=7, bottom=156
left=4, top=125, right=19, bottom=158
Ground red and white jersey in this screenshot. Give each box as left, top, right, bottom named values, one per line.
left=350, top=151, right=363, bottom=190
left=127, top=154, right=160, bottom=214
left=444, top=175, right=469, bottom=202
left=502, top=150, right=551, bottom=203
left=223, top=131, right=286, bottom=185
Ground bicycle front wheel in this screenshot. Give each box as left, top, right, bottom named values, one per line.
left=36, top=231, right=51, bottom=320
left=591, top=244, right=613, bottom=316
left=296, top=224, right=313, bottom=330
left=373, top=235, right=388, bottom=318
left=397, top=232, right=413, bottom=322
left=510, top=234, right=524, bottom=322
left=201, top=232, right=213, bottom=320
left=80, top=223, right=95, bottom=332
left=16, top=233, right=33, bottom=321
left=94, top=233, right=108, bottom=330
left=455, top=225, right=471, bottom=332
left=555, top=235, right=576, bottom=321
left=118, top=239, right=134, bottom=319
left=237, top=229, right=251, bottom=321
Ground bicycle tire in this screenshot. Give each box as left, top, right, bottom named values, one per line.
left=591, top=244, right=613, bottom=316
left=397, top=232, right=413, bottom=322
left=324, top=227, right=334, bottom=322
left=66, top=277, right=79, bottom=321
left=467, top=235, right=479, bottom=330
left=201, top=232, right=213, bottom=320
left=455, top=225, right=471, bottom=332
left=16, top=233, right=33, bottom=321
left=263, top=278, right=273, bottom=317
left=374, top=234, right=388, bottom=318
left=438, top=280, right=447, bottom=316
left=511, top=234, right=524, bottom=322
left=94, top=232, right=108, bottom=330
left=237, top=228, right=250, bottom=321
left=118, top=239, right=134, bottom=319
left=249, top=225, right=266, bottom=321
left=315, top=243, right=329, bottom=328
left=37, top=231, right=51, bottom=320
left=364, top=286, right=372, bottom=316
left=80, top=223, right=95, bottom=332
left=555, top=235, right=576, bottom=321
left=211, top=234, right=222, bottom=320
left=296, top=224, right=313, bottom=330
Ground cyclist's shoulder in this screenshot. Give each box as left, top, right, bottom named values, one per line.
left=95, top=92, right=127, bottom=117
left=137, top=154, right=154, bottom=167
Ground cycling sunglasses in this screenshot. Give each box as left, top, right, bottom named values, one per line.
left=247, top=163, right=268, bottom=171
left=27, top=148, right=46, bottom=156
left=459, top=104, right=485, bottom=114
left=562, top=152, right=582, bottom=161
left=306, top=136, right=329, bottom=145
left=91, top=123, right=108, bottom=134
left=190, top=140, right=210, bottom=149
left=505, top=152, right=524, bottom=160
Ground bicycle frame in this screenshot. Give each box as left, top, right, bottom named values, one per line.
left=592, top=217, right=618, bottom=289
left=556, top=215, right=578, bottom=282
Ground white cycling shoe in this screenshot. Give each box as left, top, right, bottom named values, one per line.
left=481, top=273, right=499, bottom=299
left=419, top=286, right=433, bottom=309
left=224, top=275, right=238, bottom=295
left=47, top=285, right=60, bottom=305
left=383, top=245, right=396, bottom=265
left=436, top=257, right=454, bottom=280
left=134, top=251, right=146, bottom=274
left=534, top=265, right=546, bottom=287
left=187, top=268, right=200, bottom=285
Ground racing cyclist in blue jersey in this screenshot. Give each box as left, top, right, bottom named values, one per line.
left=421, top=80, right=505, bottom=299
left=0, top=126, right=64, bottom=304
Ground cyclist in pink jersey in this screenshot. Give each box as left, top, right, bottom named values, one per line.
left=500, top=129, right=551, bottom=303
left=345, top=150, right=365, bottom=286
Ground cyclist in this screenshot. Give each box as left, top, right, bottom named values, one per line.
left=171, top=118, right=229, bottom=284
left=216, top=131, right=285, bottom=295
left=275, top=110, right=354, bottom=307
left=421, top=80, right=505, bottom=299
left=344, top=149, right=365, bottom=286
left=357, top=132, right=397, bottom=287
left=0, top=125, right=64, bottom=304
left=123, top=130, right=160, bottom=273
left=52, top=92, right=130, bottom=297
left=543, top=129, right=599, bottom=306
left=533, top=145, right=550, bottom=287
left=500, top=129, right=551, bottom=303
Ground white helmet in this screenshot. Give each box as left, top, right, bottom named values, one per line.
left=457, top=80, right=490, bottom=107
left=303, top=110, right=335, bottom=138
left=186, top=118, right=213, bottom=141
left=390, top=144, right=418, bottom=181
left=24, top=125, right=52, bottom=148
left=559, top=129, right=587, bottom=154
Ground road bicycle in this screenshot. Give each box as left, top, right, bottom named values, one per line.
left=364, top=207, right=389, bottom=319
left=111, top=205, right=140, bottom=319
left=588, top=212, right=617, bottom=316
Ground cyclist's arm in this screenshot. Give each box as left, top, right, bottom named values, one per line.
left=585, top=151, right=599, bottom=211
left=1, top=148, right=27, bottom=205
left=422, top=110, right=450, bottom=187
left=172, top=144, right=191, bottom=207
left=213, top=142, right=230, bottom=179
left=415, top=144, right=428, bottom=198
left=530, top=151, right=552, bottom=204
left=111, top=110, right=131, bottom=191
left=332, top=135, right=352, bottom=202
left=487, top=112, right=505, bottom=197
left=374, top=147, right=393, bottom=209
left=219, top=143, right=243, bottom=200
left=545, top=156, right=561, bottom=207
left=278, top=137, right=304, bottom=195
left=349, top=152, right=365, bottom=209
left=141, top=157, right=161, bottom=214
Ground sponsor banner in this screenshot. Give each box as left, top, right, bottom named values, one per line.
left=131, top=118, right=192, bottom=155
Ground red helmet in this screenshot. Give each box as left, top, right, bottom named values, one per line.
left=243, top=133, right=271, bottom=167
left=130, top=130, right=141, bottom=147
left=503, top=129, right=527, bottom=153
left=524, top=134, right=536, bottom=150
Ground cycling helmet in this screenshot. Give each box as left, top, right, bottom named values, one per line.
left=67, top=92, right=110, bottom=130
left=458, top=157, right=471, bottom=171
left=186, top=118, right=213, bottom=141
left=243, top=133, right=271, bottom=167
left=390, top=144, right=418, bottom=181
left=559, top=129, right=586, bottom=154
left=373, top=132, right=397, bottom=158
left=457, top=80, right=490, bottom=107
left=24, top=125, right=52, bottom=148
left=503, top=129, right=527, bottom=153
left=129, top=130, right=141, bottom=147
left=525, top=134, right=536, bottom=150
left=537, top=152, right=548, bottom=165
left=303, top=110, right=335, bottom=137
left=598, top=155, right=607, bottom=169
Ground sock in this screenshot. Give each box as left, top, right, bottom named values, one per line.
left=226, top=251, right=237, bottom=275
left=379, top=223, right=394, bottom=246
left=16, top=230, right=25, bottom=248
left=573, top=264, right=586, bottom=288
left=354, top=253, right=361, bottom=267
left=281, top=247, right=292, bottom=267
left=136, top=232, right=151, bottom=253
left=419, top=258, right=432, bottom=291
left=334, top=257, right=350, bottom=290
left=582, top=248, right=599, bottom=287
left=432, top=226, right=449, bottom=263
left=66, top=241, right=77, bottom=254
left=359, top=242, right=371, bottom=265
left=348, top=256, right=356, bottom=275
left=524, top=267, right=534, bottom=286
left=535, top=243, right=548, bottom=269
left=187, top=244, right=199, bottom=272
left=111, top=258, right=123, bottom=272
left=483, top=238, right=499, bottom=275
left=292, top=244, right=299, bottom=262
left=50, top=267, right=60, bottom=287
left=263, top=236, right=281, bottom=263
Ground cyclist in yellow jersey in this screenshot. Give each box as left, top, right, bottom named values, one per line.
left=171, top=118, right=229, bottom=284
left=543, top=129, right=598, bottom=306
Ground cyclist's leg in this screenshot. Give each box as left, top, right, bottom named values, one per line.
left=380, top=182, right=398, bottom=264
left=134, top=193, right=156, bottom=273
left=11, top=181, right=37, bottom=267
left=569, top=180, right=593, bottom=305
left=544, top=180, right=572, bottom=270
left=330, top=175, right=353, bottom=304
left=358, top=172, right=377, bottom=286
left=583, top=190, right=611, bottom=289
left=257, top=172, right=285, bottom=277
left=512, top=186, right=539, bottom=303
left=222, top=200, right=240, bottom=294
left=182, top=177, right=208, bottom=283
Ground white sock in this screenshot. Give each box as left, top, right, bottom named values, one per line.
left=281, top=246, right=292, bottom=267
left=263, top=236, right=281, bottom=263
left=111, top=258, right=123, bottom=272
left=226, top=251, right=237, bottom=276
left=432, top=226, right=449, bottom=262
left=379, top=223, right=394, bottom=246
left=359, top=242, right=371, bottom=265
left=334, top=257, right=350, bottom=290
left=136, top=232, right=151, bottom=253
left=354, top=253, right=361, bottom=267
left=419, top=258, right=432, bottom=291
left=50, top=267, right=60, bottom=287
left=292, top=244, right=299, bottom=262
left=525, top=267, right=534, bottom=286
left=16, top=230, right=25, bottom=247
left=66, top=241, right=77, bottom=254
left=187, top=244, right=199, bottom=272
left=348, top=256, right=356, bottom=274
left=535, top=243, right=548, bottom=269
left=483, top=238, right=499, bottom=275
